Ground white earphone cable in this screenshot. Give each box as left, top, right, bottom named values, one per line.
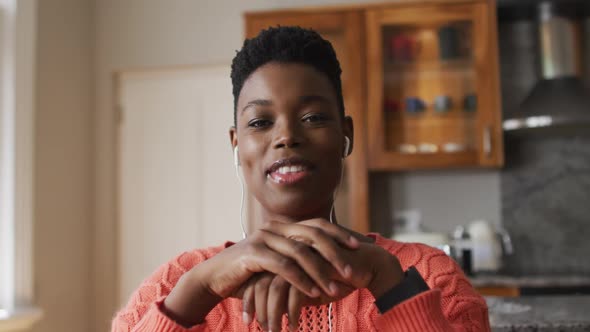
left=329, top=157, right=345, bottom=224
left=327, top=144, right=347, bottom=332
left=328, top=302, right=333, bottom=332
left=234, top=160, right=247, bottom=239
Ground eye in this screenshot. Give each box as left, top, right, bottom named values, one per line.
left=247, top=118, right=272, bottom=129
left=302, top=113, right=329, bottom=123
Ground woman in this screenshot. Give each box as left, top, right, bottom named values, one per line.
left=112, top=26, right=490, bottom=332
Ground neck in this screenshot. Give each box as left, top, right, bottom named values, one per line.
left=257, top=202, right=337, bottom=227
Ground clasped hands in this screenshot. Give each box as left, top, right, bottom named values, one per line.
left=164, top=218, right=404, bottom=332
left=229, top=219, right=403, bottom=331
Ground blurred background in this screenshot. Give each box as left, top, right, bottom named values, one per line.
left=1, top=0, right=589, bottom=331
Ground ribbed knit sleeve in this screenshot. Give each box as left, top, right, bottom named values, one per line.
left=371, top=234, right=491, bottom=332
left=111, top=245, right=227, bottom=332
left=126, top=299, right=209, bottom=332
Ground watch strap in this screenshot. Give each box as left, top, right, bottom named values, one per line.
left=374, top=266, right=430, bottom=313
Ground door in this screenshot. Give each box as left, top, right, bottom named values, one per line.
left=116, top=65, right=242, bottom=304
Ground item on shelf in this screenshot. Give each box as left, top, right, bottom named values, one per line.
left=418, top=143, right=438, bottom=153
left=390, top=34, right=421, bottom=62
left=405, top=97, right=426, bottom=113
left=464, top=93, right=477, bottom=112
left=442, top=142, right=466, bottom=153
left=438, top=25, right=461, bottom=60
left=398, top=143, right=418, bottom=154
left=384, top=98, right=400, bottom=113
left=434, top=95, right=453, bottom=112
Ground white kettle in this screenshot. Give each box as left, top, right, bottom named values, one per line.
left=466, top=220, right=513, bottom=273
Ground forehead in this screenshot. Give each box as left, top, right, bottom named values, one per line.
left=237, top=62, right=336, bottom=108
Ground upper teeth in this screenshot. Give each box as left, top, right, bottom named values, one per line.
left=276, top=165, right=305, bottom=174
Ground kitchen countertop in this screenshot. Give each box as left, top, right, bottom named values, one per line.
left=487, top=296, right=590, bottom=332
left=471, top=274, right=590, bottom=288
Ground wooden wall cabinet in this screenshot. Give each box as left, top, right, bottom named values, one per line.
left=366, top=2, right=503, bottom=170
left=245, top=0, right=503, bottom=233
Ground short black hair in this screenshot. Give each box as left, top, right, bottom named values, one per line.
left=230, top=26, right=344, bottom=125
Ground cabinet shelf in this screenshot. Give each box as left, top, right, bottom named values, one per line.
left=384, top=58, right=474, bottom=71
left=369, top=150, right=479, bottom=171
left=385, top=109, right=477, bottom=119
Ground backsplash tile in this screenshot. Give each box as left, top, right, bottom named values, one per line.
left=501, top=135, right=590, bottom=275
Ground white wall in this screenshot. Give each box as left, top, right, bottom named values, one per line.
left=34, top=0, right=94, bottom=331
left=94, top=0, right=501, bottom=330
left=371, top=170, right=501, bottom=235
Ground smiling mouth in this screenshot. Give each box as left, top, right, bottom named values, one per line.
left=266, top=158, right=314, bottom=185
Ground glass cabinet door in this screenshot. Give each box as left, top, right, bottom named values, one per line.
left=366, top=3, right=502, bottom=170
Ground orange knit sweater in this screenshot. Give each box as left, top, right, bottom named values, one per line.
left=112, top=234, right=490, bottom=332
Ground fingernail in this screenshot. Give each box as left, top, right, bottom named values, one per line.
left=242, top=312, right=251, bottom=324
left=329, top=281, right=338, bottom=295
left=349, top=235, right=359, bottom=247
left=344, top=264, right=352, bottom=278
left=310, top=286, right=320, bottom=297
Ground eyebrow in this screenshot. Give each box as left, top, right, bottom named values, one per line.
left=242, top=99, right=273, bottom=114
left=241, top=95, right=330, bottom=113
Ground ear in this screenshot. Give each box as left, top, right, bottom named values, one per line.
left=343, top=116, right=354, bottom=156
left=229, top=126, right=238, bottom=150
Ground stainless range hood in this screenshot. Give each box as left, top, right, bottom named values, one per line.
left=503, top=1, right=590, bottom=132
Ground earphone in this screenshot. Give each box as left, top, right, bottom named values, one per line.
left=234, top=146, right=240, bottom=166
left=329, top=136, right=351, bottom=224
left=343, top=136, right=351, bottom=158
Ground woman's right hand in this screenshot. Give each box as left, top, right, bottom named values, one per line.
left=163, top=218, right=359, bottom=327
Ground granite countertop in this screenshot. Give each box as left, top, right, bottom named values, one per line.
left=471, top=275, right=590, bottom=288
left=487, top=296, right=590, bottom=332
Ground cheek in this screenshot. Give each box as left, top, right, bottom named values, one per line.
left=315, top=133, right=343, bottom=161
left=237, top=135, right=268, bottom=178
left=315, top=141, right=345, bottom=181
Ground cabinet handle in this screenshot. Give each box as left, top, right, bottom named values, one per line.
left=483, top=126, right=492, bottom=157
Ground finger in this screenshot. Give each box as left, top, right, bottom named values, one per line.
left=265, top=223, right=353, bottom=280
left=258, top=230, right=340, bottom=296
left=299, top=218, right=374, bottom=245
left=288, top=286, right=304, bottom=331
left=267, top=276, right=289, bottom=332
left=254, top=274, right=273, bottom=331
left=242, top=282, right=255, bottom=326
left=269, top=218, right=359, bottom=249
left=246, top=234, right=321, bottom=298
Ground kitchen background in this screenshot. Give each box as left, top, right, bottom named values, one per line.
left=0, top=0, right=588, bottom=332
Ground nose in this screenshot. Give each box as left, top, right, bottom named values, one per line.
left=273, top=119, right=302, bottom=150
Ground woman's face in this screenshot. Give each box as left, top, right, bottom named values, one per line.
left=230, top=62, right=353, bottom=221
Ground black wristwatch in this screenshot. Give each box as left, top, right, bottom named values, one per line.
left=374, top=266, right=430, bottom=314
